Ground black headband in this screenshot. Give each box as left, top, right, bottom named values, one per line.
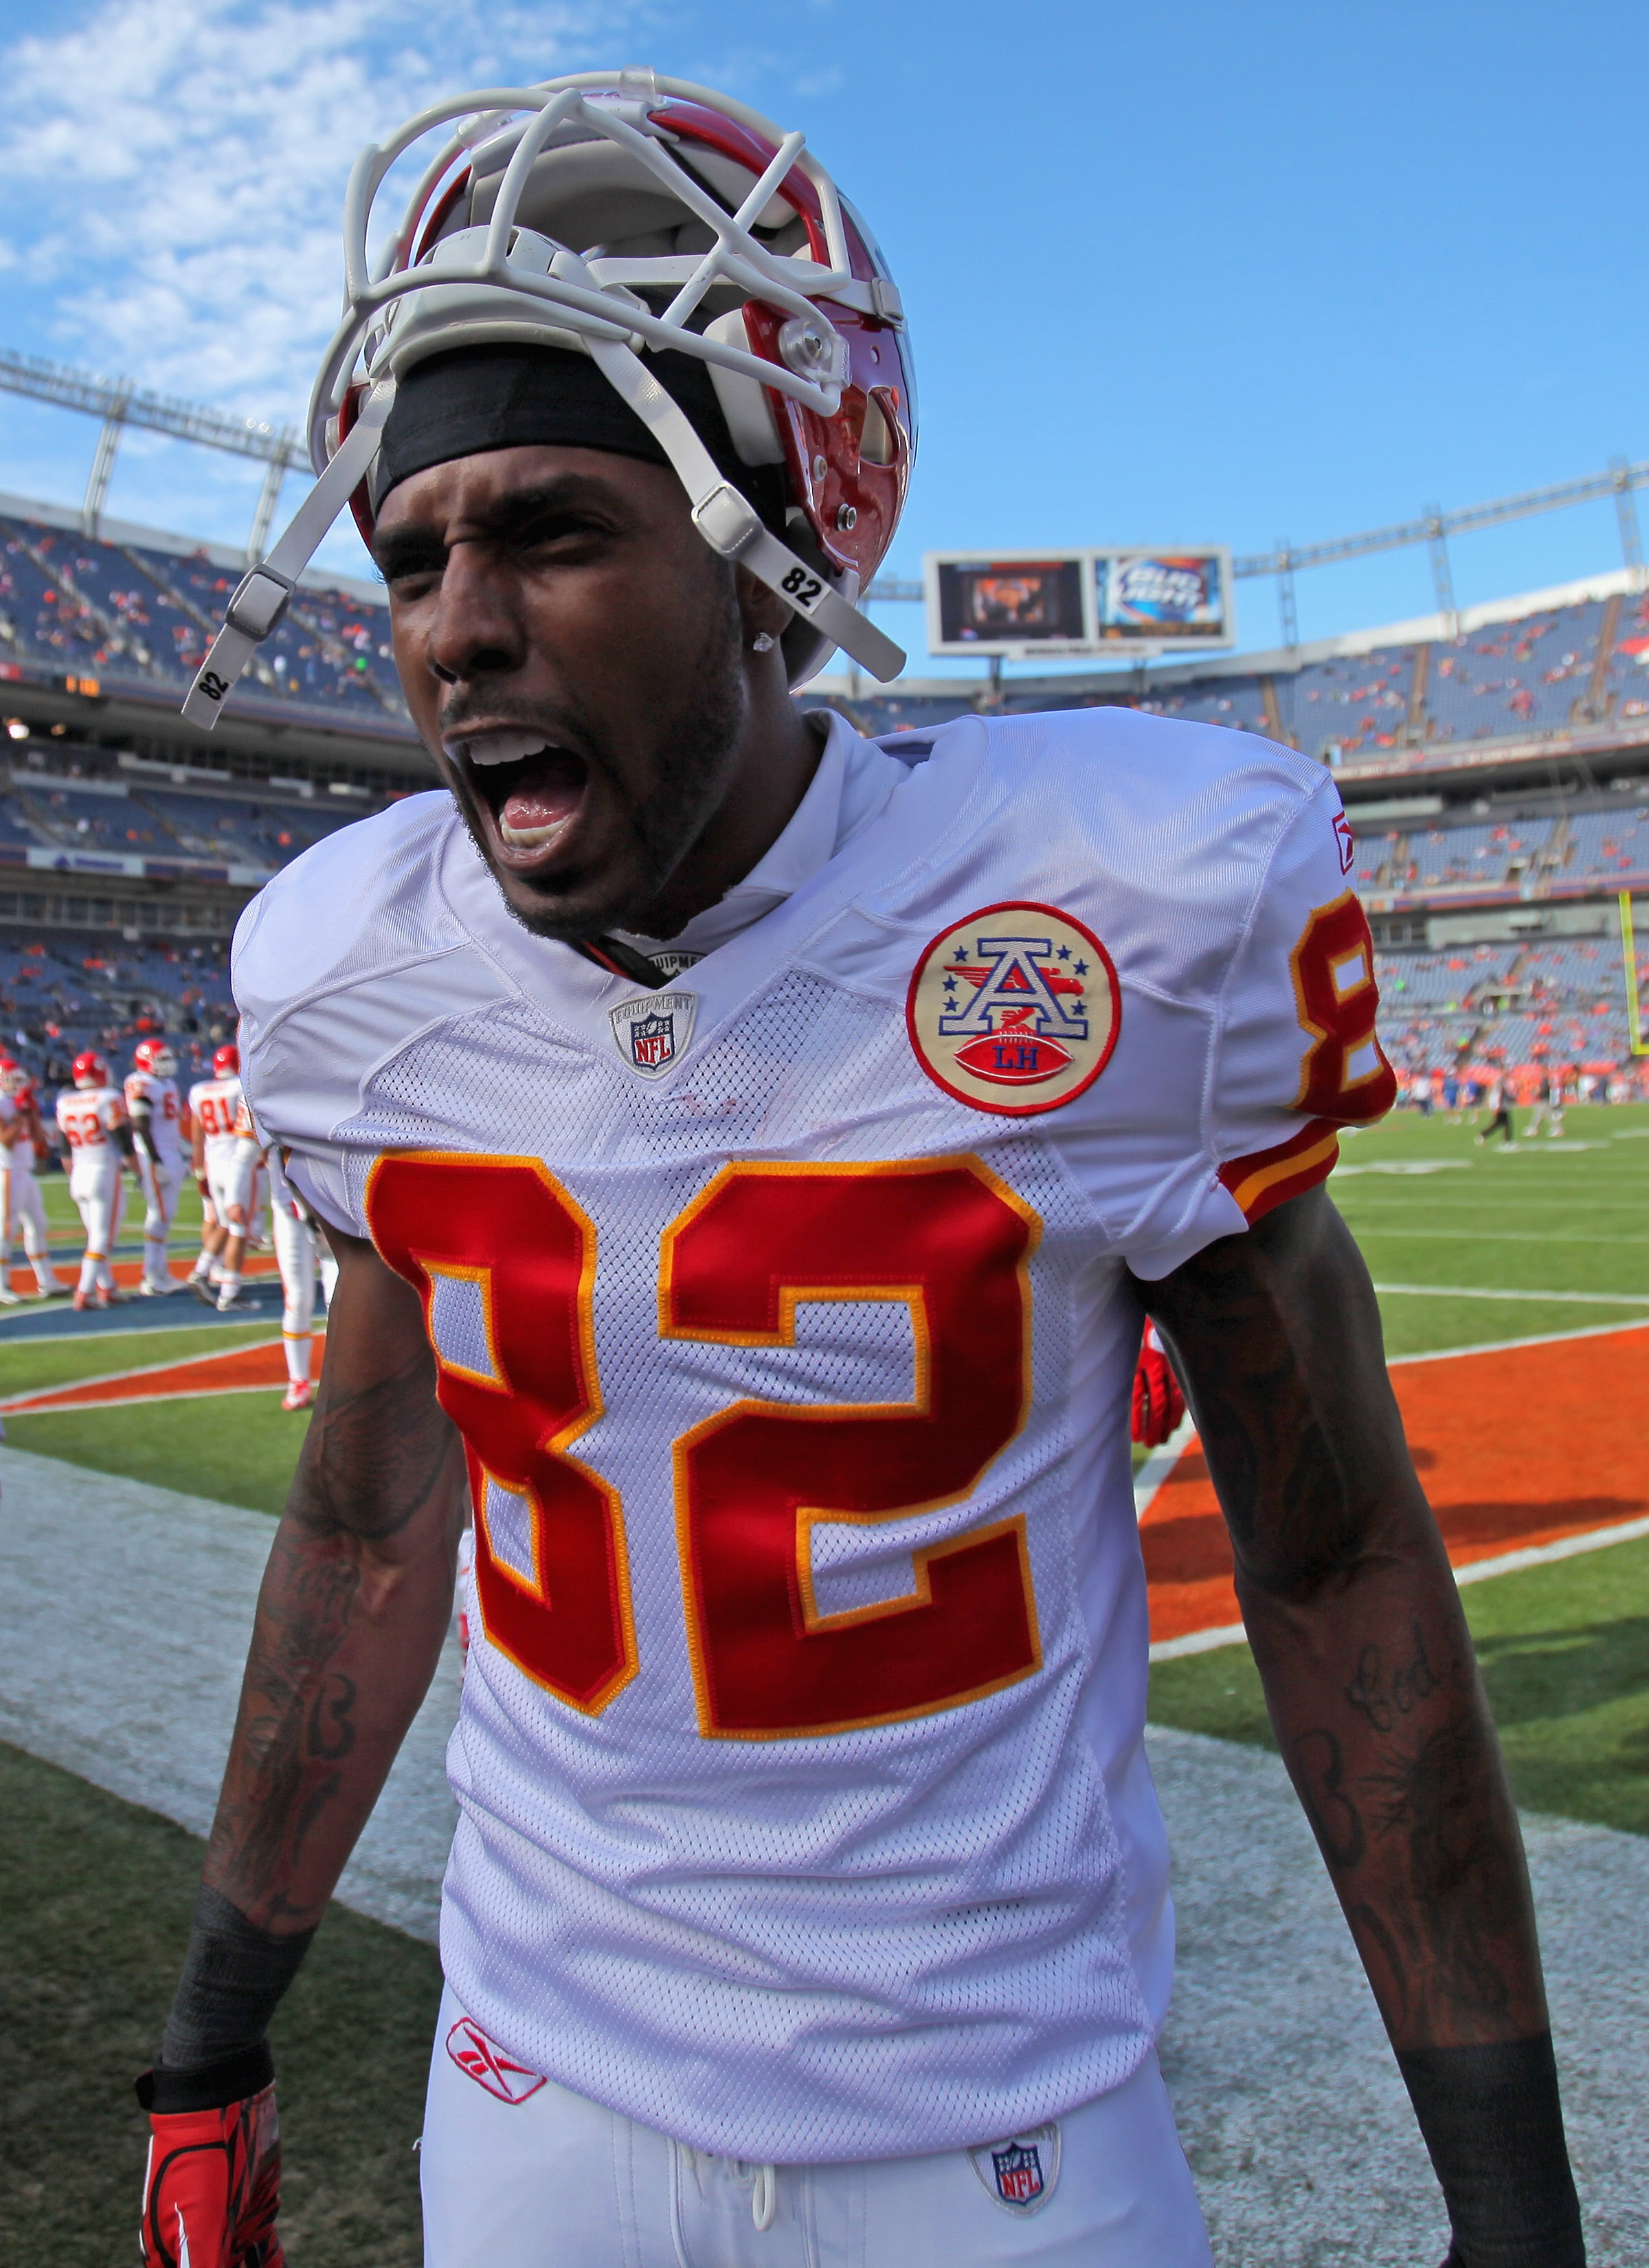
left=370, top=342, right=787, bottom=529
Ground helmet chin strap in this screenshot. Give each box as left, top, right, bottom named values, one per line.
left=181, top=383, right=397, bottom=731
left=181, top=334, right=904, bottom=732
left=584, top=337, right=904, bottom=684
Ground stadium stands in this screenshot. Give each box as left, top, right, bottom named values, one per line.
left=0, top=488, right=1646, bottom=1106
left=0, top=509, right=410, bottom=727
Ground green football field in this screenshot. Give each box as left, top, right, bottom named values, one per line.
left=1, top=1105, right=1645, bottom=2263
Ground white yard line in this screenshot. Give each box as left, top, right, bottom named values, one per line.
left=1147, top=1505, right=1649, bottom=1667
left=0, top=1335, right=288, bottom=1410
left=1370, top=1282, right=1649, bottom=1304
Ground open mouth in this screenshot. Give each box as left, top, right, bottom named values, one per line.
left=445, top=729, right=591, bottom=868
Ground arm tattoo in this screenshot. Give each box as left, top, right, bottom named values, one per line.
left=1140, top=1190, right=1548, bottom=2051
left=289, top=1339, right=456, bottom=1544
left=205, top=1313, right=464, bottom=1926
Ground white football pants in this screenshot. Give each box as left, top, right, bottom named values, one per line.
left=0, top=1165, right=56, bottom=1291
left=136, top=1155, right=179, bottom=1290
left=69, top=1161, right=123, bottom=1295
left=272, top=1201, right=317, bottom=1385
left=420, top=1988, right=1211, bottom=2268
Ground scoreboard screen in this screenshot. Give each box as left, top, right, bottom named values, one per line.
left=924, top=547, right=1233, bottom=657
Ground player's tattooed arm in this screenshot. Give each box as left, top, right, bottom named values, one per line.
left=202, top=1225, right=467, bottom=1935
left=1136, top=1186, right=1547, bottom=2054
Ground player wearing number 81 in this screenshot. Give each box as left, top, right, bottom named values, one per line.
left=143, top=65, right=1584, bottom=2268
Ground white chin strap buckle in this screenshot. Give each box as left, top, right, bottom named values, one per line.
left=181, top=381, right=396, bottom=731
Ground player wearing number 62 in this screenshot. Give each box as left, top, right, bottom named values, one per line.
left=141, top=66, right=1584, bottom=2268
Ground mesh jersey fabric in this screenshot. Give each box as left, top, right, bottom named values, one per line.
left=233, top=706, right=1384, bottom=2161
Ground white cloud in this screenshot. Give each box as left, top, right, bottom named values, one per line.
left=0, top=0, right=637, bottom=422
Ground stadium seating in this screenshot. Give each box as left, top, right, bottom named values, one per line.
left=0, top=511, right=407, bottom=724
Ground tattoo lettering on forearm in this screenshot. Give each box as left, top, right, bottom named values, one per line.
left=1293, top=1643, right=1524, bottom=2038
left=1290, top=1727, right=1367, bottom=1868
left=207, top=1534, right=361, bottom=1915
left=1344, top=1621, right=1462, bottom=1732
left=306, top=1672, right=357, bottom=1763
left=205, top=1340, right=464, bottom=1922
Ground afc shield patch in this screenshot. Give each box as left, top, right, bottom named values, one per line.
left=1332, top=808, right=1356, bottom=874
left=445, top=2016, right=546, bottom=2105
left=907, top=902, right=1120, bottom=1116
left=968, top=2121, right=1060, bottom=2215
left=608, top=990, right=698, bottom=1079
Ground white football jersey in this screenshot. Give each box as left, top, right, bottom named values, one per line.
left=124, top=1069, right=186, bottom=1172
left=234, top=707, right=1393, bottom=2161
left=56, top=1084, right=127, bottom=1166
left=188, top=1074, right=245, bottom=1168
left=0, top=1091, right=40, bottom=1177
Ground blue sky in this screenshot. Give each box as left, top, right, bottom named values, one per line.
left=0, top=0, right=1644, bottom=674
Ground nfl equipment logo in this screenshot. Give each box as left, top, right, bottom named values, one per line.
left=968, top=2122, right=1060, bottom=2215
left=607, top=990, right=699, bottom=1080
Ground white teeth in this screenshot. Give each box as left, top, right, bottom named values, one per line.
left=499, top=815, right=571, bottom=849
left=446, top=730, right=550, bottom=768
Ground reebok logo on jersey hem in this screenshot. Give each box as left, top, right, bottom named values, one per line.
left=445, top=2017, right=548, bottom=2104
left=907, top=902, right=1121, bottom=1116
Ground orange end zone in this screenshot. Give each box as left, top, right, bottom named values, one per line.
left=1142, top=1326, right=1649, bottom=1648
left=1, top=1333, right=326, bottom=1414
left=6, top=1256, right=280, bottom=1297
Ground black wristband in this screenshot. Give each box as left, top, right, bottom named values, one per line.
left=158, top=1884, right=315, bottom=2073
left=1397, top=2032, right=1584, bottom=2267
left=137, top=2041, right=275, bottom=2115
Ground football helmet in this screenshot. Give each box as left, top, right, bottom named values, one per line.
left=72, top=1050, right=110, bottom=1088
left=183, top=69, right=912, bottom=729
left=0, top=1063, right=25, bottom=1098
left=213, top=1043, right=242, bottom=1079
left=134, top=1038, right=179, bottom=1078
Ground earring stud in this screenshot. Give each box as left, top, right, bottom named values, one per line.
left=751, top=631, right=776, bottom=653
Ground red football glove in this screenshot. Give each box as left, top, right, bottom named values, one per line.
left=138, top=2069, right=284, bottom=2268
left=1130, top=1325, right=1185, bottom=1449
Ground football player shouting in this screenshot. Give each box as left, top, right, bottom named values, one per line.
left=142, top=70, right=1584, bottom=2268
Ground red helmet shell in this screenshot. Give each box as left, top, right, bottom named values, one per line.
left=73, top=1051, right=109, bottom=1087
left=213, top=1043, right=241, bottom=1079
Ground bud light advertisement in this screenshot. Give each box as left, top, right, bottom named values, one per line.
left=1094, top=552, right=1229, bottom=642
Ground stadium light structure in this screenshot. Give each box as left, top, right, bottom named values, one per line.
left=0, top=348, right=301, bottom=559
left=0, top=340, right=1644, bottom=631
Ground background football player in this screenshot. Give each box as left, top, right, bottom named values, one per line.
left=125, top=1037, right=189, bottom=1296
left=139, top=69, right=1584, bottom=2268
left=0, top=1058, right=63, bottom=1301
left=262, top=1140, right=324, bottom=1411
left=187, top=1042, right=256, bottom=1312
left=56, top=1050, right=133, bottom=1310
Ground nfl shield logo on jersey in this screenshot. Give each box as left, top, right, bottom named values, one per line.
left=608, top=990, right=699, bottom=1080
left=907, top=902, right=1121, bottom=1116
left=968, top=2121, right=1060, bottom=2214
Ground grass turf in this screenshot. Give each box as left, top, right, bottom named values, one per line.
left=0, top=1741, right=438, bottom=2268
left=0, top=1321, right=276, bottom=1399
left=3, top=1391, right=311, bottom=1516
left=1149, top=1535, right=1649, bottom=1839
